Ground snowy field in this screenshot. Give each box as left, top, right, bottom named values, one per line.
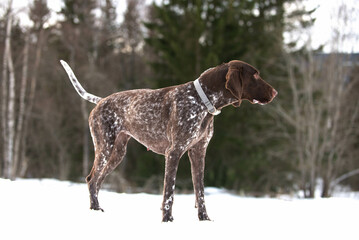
left=1, top=178, right=358, bottom=240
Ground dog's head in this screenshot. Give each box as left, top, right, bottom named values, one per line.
left=225, top=60, right=277, bottom=106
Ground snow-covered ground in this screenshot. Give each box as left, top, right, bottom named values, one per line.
left=1, top=178, right=358, bottom=240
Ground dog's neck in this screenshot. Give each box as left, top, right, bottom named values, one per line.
left=196, top=68, right=239, bottom=110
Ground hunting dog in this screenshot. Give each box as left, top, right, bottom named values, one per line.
left=60, top=60, right=277, bottom=222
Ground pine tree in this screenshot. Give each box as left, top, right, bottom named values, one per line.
left=145, top=0, right=206, bottom=87
left=144, top=0, right=308, bottom=192
left=119, top=0, right=145, bottom=88
left=98, top=0, right=117, bottom=68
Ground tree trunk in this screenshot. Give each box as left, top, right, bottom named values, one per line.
left=1, top=18, right=9, bottom=177
left=13, top=31, right=30, bottom=178
left=2, top=3, right=15, bottom=179
left=321, top=178, right=330, bottom=198
left=6, top=22, right=16, bottom=180
left=21, top=27, right=46, bottom=178
left=58, top=146, right=69, bottom=180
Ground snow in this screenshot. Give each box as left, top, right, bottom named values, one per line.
left=1, top=178, right=358, bottom=240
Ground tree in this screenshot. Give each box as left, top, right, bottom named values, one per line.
left=274, top=1, right=359, bottom=198
left=12, top=30, right=29, bottom=178
left=0, top=0, right=50, bottom=179
left=1, top=0, right=15, bottom=179
left=98, top=0, right=117, bottom=69
left=20, top=0, right=50, bottom=177
left=276, top=50, right=359, bottom=198
left=59, top=0, right=98, bottom=179
left=119, top=0, right=145, bottom=88
left=144, top=0, right=302, bottom=193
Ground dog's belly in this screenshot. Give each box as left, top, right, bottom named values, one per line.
left=127, top=131, right=169, bottom=155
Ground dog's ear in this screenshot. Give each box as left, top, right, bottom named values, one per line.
left=225, top=63, right=243, bottom=105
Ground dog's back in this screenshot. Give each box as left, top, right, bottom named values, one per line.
left=89, top=81, right=205, bottom=155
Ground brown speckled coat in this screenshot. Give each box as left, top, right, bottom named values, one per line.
left=61, top=60, right=277, bottom=222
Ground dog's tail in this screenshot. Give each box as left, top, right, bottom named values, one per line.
left=60, top=60, right=102, bottom=104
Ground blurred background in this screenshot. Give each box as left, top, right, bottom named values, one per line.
left=0, top=0, right=358, bottom=198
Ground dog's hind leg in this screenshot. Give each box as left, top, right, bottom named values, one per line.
left=96, top=132, right=131, bottom=192
left=86, top=150, right=108, bottom=211
left=86, top=129, right=130, bottom=211
left=86, top=143, right=111, bottom=211
left=85, top=109, right=120, bottom=211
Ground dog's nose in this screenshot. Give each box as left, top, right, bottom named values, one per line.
left=272, top=89, right=278, bottom=98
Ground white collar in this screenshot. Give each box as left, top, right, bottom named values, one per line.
left=193, top=79, right=221, bottom=115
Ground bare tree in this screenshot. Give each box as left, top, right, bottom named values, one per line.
left=318, top=1, right=359, bottom=196
left=1, top=5, right=10, bottom=177
left=319, top=54, right=359, bottom=197
left=12, top=30, right=30, bottom=177
left=60, top=0, right=98, bottom=178
left=273, top=0, right=359, bottom=198
left=275, top=50, right=317, bottom=197
left=18, top=0, right=50, bottom=178
left=276, top=50, right=359, bottom=197
left=1, top=0, right=16, bottom=179
left=0, top=0, right=50, bottom=179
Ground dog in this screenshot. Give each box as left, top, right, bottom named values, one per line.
left=60, top=60, right=277, bottom=222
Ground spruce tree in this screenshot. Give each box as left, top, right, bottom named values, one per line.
left=144, top=0, right=310, bottom=192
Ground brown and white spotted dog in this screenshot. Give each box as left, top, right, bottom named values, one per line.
left=60, top=60, right=277, bottom=222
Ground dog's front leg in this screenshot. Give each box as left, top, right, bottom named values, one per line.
left=188, top=126, right=213, bottom=221
left=188, top=146, right=211, bottom=221
left=161, top=149, right=182, bottom=222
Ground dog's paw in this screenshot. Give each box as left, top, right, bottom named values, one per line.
left=198, top=212, right=211, bottom=221
left=162, top=214, right=174, bottom=222
left=90, top=206, right=104, bottom=212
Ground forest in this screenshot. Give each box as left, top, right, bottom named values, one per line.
left=1, top=0, right=359, bottom=198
